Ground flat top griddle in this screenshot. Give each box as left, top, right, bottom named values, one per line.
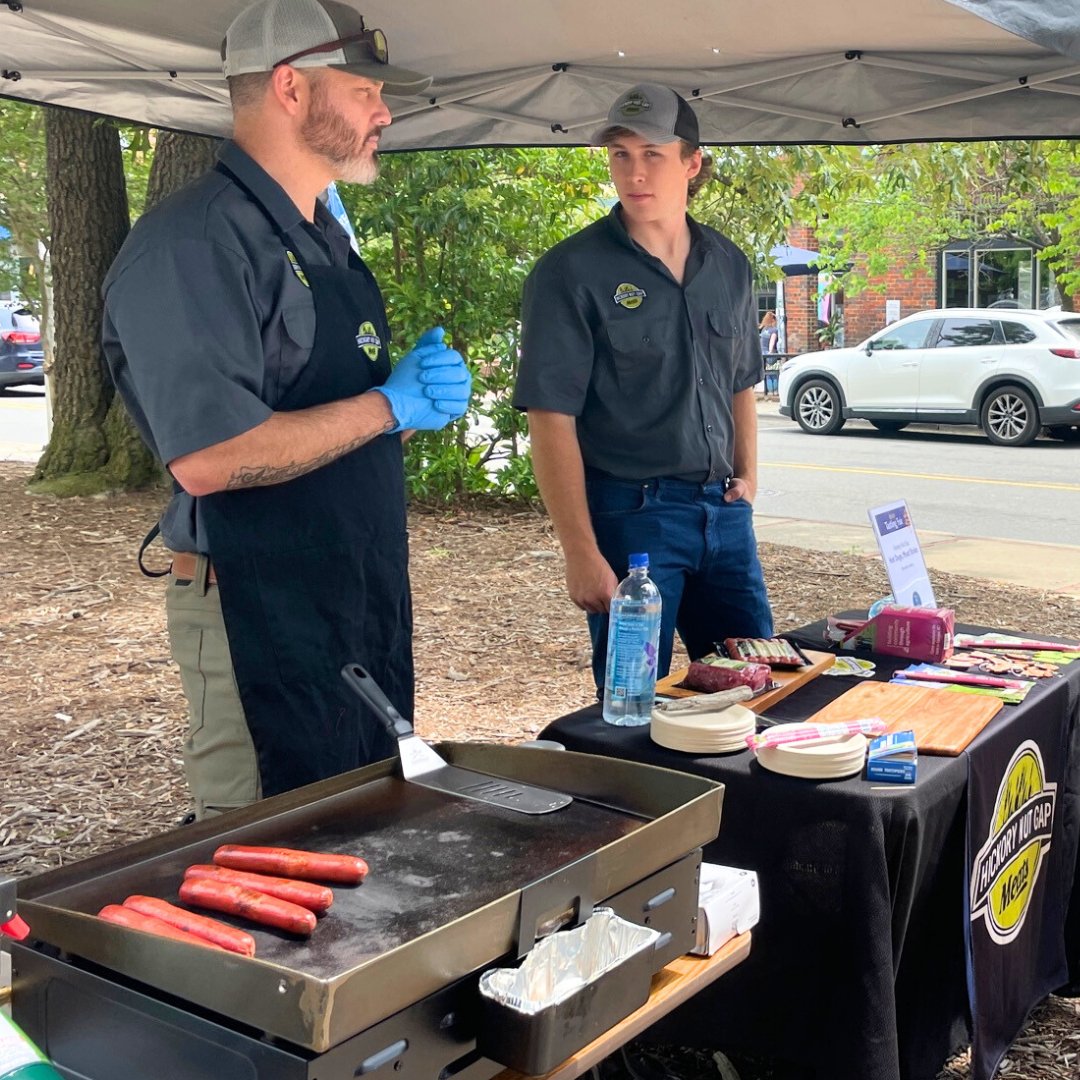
left=37, top=777, right=640, bottom=980
left=18, top=744, right=723, bottom=1051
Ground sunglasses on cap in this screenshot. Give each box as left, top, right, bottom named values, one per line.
left=275, top=19, right=389, bottom=68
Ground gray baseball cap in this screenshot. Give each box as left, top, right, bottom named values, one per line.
left=592, top=83, right=700, bottom=147
left=222, top=0, right=431, bottom=95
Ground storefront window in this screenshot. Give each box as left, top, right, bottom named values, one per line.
left=941, top=243, right=1050, bottom=308
left=943, top=250, right=970, bottom=308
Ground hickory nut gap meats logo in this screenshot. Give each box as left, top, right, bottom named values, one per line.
left=970, top=740, right=1057, bottom=944
left=355, top=321, right=382, bottom=361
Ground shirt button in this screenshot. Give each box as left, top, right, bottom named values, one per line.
left=699, top=377, right=705, bottom=385
left=706, top=424, right=714, bottom=433
left=642, top=336, right=651, bottom=343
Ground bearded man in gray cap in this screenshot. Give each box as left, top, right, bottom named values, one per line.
left=514, top=83, right=773, bottom=695
left=103, top=0, right=472, bottom=818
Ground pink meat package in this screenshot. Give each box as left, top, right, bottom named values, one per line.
left=844, top=604, right=955, bottom=663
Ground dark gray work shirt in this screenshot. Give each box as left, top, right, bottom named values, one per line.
left=514, top=207, right=762, bottom=482
left=102, top=140, right=354, bottom=552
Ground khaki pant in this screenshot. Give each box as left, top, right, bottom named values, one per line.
left=165, top=556, right=262, bottom=819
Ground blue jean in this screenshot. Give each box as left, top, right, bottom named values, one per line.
left=764, top=364, right=779, bottom=394
left=584, top=472, right=774, bottom=693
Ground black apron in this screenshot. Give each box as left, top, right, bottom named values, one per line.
left=193, top=163, right=410, bottom=796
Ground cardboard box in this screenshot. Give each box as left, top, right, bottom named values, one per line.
left=844, top=605, right=955, bottom=663
left=866, top=730, right=918, bottom=783
left=692, top=863, right=760, bottom=956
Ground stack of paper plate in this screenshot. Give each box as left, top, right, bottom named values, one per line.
left=754, top=723, right=868, bottom=779
left=650, top=701, right=757, bottom=754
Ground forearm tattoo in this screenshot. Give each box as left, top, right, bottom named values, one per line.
left=224, top=422, right=395, bottom=490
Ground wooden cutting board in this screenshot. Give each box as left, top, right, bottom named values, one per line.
left=804, top=680, right=1004, bottom=755
left=655, top=649, right=835, bottom=715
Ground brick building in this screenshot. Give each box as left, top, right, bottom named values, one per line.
left=762, top=225, right=1054, bottom=356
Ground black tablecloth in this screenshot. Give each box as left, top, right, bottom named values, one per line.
left=540, top=621, right=1080, bottom=1080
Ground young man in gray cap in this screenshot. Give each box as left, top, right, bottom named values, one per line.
left=514, top=83, right=773, bottom=692
left=103, top=0, right=472, bottom=818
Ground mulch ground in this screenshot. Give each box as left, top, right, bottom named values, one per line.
left=1, top=459, right=1077, bottom=1079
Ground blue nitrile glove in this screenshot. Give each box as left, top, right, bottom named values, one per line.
left=377, top=327, right=472, bottom=433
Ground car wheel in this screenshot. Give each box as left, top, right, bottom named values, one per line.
left=869, top=421, right=909, bottom=433
left=794, top=380, right=846, bottom=436
left=980, top=386, right=1040, bottom=446
left=1046, top=424, right=1080, bottom=443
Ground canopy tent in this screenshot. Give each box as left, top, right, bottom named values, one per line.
left=3, top=1, right=1080, bottom=150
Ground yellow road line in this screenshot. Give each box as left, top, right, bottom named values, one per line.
left=763, top=460, right=1080, bottom=493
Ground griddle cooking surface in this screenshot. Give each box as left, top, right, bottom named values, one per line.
left=40, top=778, right=642, bottom=981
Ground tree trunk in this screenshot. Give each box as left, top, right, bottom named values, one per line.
left=32, top=108, right=129, bottom=494
left=92, top=130, right=220, bottom=489
left=144, top=130, right=218, bottom=211
left=31, top=120, right=220, bottom=494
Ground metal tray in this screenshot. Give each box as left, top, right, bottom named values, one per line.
left=16, top=742, right=723, bottom=1052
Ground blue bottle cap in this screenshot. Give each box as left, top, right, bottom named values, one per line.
left=628, top=553, right=649, bottom=569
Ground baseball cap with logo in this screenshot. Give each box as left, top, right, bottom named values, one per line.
left=592, top=83, right=700, bottom=147
left=222, top=0, right=431, bottom=95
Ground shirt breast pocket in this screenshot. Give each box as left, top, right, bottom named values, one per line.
left=604, top=317, right=673, bottom=393
left=270, top=303, right=317, bottom=405
left=281, top=303, right=316, bottom=350
left=707, top=308, right=749, bottom=372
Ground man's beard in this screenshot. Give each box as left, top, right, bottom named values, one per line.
left=301, top=80, right=381, bottom=185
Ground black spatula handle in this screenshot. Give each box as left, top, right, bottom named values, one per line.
left=341, top=664, right=413, bottom=740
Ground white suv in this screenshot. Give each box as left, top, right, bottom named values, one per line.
left=778, top=308, right=1080, bottom=446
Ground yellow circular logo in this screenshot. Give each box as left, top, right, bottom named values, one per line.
left=355, top=321, right=382, bottom=361
left=613, top=283, right=646, bottom=310
left=970, top=741, right=1056, bottom=944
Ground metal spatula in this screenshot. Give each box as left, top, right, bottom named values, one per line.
left=341, top=664, right=572, bottom=815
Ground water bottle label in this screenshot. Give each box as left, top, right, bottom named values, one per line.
left=0, top=1020, right=47, bottom=1069
left=609, top=609, right=659, bottom=694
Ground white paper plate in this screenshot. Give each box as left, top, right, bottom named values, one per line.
left=651, top=703, right=756, bottom=754
left=755, top=726, right=868, bottom=779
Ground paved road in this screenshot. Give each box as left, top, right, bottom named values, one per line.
left=0, top=386, right=47, bottom=461
left=757, top=411, right=1080, bottom=546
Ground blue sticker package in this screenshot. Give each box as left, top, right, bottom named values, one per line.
left=866, top=730, right=918, bottom=784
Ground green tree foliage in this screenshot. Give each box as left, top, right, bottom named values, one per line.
left=0, top=100, right=49, bottom=316
left=804, top=141, right=1080, bottom=309
left=694, top=144, right=845, bottom=275
left=338, top=148, right=609, bottom=502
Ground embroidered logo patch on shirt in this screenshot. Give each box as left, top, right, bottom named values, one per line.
left=355, top=320, right=382, bottom=361
left=285, top=250, right=309, bottom=288
left=613, top=283, right=647, bottom=310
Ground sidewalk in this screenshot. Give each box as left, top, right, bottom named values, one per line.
left=753, top=397, right=1080, bottom=599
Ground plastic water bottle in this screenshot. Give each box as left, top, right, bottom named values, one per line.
left=0, top=1013, right=64, bottom=1080
left=602, top=553, right=662, bottom=726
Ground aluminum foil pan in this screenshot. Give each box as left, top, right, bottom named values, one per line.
left=478, top=907, right=659, bottom=1015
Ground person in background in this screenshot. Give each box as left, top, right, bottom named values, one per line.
left=514, top=83, right=773, bottom=695
left=102, top=0, right=472, bottom=818
left=759, top=309, right=779, bottom=398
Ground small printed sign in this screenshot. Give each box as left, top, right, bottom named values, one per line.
left=868, top=498, right=936, bottom=608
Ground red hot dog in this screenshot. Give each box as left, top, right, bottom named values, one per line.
left=184, top=864, right=333, bottom=914
left=179, top=878, right=317, bottom=936
left=212, top=844, right=368, bottom=885
left=98, top=904, right=225, bottom=950
left=122, top=895, right=256, bottom=957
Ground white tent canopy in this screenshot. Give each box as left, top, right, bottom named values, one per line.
left=2, top=0, right=1080, bottom=149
